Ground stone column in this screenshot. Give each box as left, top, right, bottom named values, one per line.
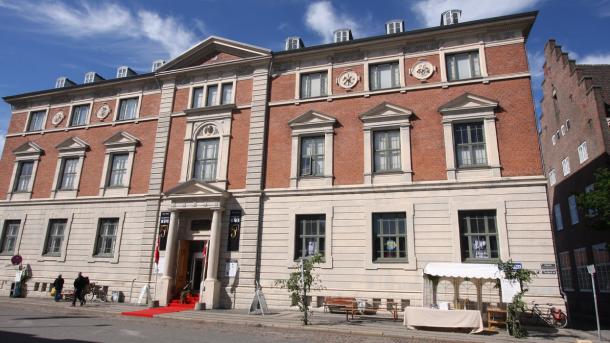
left=204, top=209, right=222, bottom=308
left=159, top=210, right=179, bottom=306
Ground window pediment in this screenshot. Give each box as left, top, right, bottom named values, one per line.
left=360, top=102, right=412, bottom=129
left=164, top=179, right=228, bottom=199
left=56, top=137, right=89, bottom=155
left=103, top=131, right=140, bottom=149
left=438, top=93, right=498, bottom=118
left=13, top=141, right=43, bottom=158
left=288, top=110, right=336, bottom=132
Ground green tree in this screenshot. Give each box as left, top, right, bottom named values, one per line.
left=497, top=260, right=535, bottom=338
left=275, top=254, right=323, bottom=325
left=576, top=168, right=610, bottom=229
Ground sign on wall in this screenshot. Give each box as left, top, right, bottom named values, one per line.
left=159, top=212, right=171, bottom=251
left=227, top=210, right=241, bottom=251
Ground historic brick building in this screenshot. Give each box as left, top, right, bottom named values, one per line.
left=539, top=40, right=610, bottom=325
left=0, top=11, right=564, bottom=315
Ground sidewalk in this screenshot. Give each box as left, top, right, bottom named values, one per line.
left=1, top=297, right=607, bottom=343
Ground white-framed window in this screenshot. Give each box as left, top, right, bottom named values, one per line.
left=8, top=142, right=43, bottom=201
left=578, top=141, right=588, bottom=164
left=554, top=203, right=564, bottom=231
left=26, top=110, right=46, bottom=132
left=300, top=71, right=328, bottom=99
left=369, top=62, right=400, bottom=91
left=99, top=131, right=139, bottom=197
left=287, top=206, right=334, bottom=269
left=84, top=72, right=96, bottom=84
left=385, top=20, right=403, bottom=34
left=373, top=130, right=401, bottom=172
left=294, top=214, right=325, bottom=260
left=574, top=247, right=592, bottom=291
left=221, top=83, right=233, bottom=105
left=561, top=125, right=566, bottom=136
left=108, top=154, right=128, bottom=187
left=558, top=251, right=574, bottom=291
left=459, top=210, right=499, bottom=262
left=69, top=104, right=90, bottom=127
left=193, top=138, right=219, bottom=182
left=372, top=212, right=408, bottom=262
left=334, top=29, right=351, bottom=42
left=568, top=195, right=579, bottom=225
left=446, top=51, right=481, bottom=81
left=51, top=137, right=88, bottom=199
left=562, top=157, right=570, bottom=176
left=189, top=81, right=236, bottom=109
left=116, top=66, right=129, bottom=78
left=0, top=220, right=20, bottom=255
left=288, top=110, right=335, bottom=188
left=206, top=84, right=219, bottom=106
left=454, top=122, right=487, bottom=168
left=117, top=97, right=139, bottom=121
left=548, top=169, right=557, bottom=186
left=58, top=158, right=79, bottom=190
left=38, top=213, right=73, bottom=262
left=94, top=218, right=119, bottom=257
left=43, top=219, right=66, bottom=256
left=592, top=243, right=610, bottom=292
left=13, top=161, right=34, bottom=192
left=552, top=134, right=557, bottom=146
left=192, top=87, right=205, bottom=108
left=285, top=37, right=303, bottom=50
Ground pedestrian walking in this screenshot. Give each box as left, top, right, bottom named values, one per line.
left=53, top=274, right=64, bottom=302
left=72, top=272, right=87, bottom=307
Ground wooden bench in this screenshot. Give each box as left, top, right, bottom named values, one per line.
left=323, top=297, right=401, bottom=321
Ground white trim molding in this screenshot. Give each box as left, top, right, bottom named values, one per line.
left=187, top=79, right=237, bottom=109
left=288, top=110, right=336, bottom=189
left=360, top=102, right=413, bottom=185
left=8, top=142, right=44, bottom=201
left=99, top=131, right=139, bottom=197
left=439, top=42, right=488, bottom=83
left=287, top=205, right=334, bottom=269
left=294, top=66, right=333, bottom=101
left=113, top=93, right=142, bottom=122
left=38, top=212, right=75, bottom=262
left=51, top=137, right=89, bottom=199
left=87, top=211, right=127, bottom=264
left=439, top=93, right=501, bottom=181
left=23, top=107, right=49, bottom=133
left=0, top=214, right=27, bottom=257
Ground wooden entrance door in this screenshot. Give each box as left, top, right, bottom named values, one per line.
left=174, top=240, right=190, bottom=294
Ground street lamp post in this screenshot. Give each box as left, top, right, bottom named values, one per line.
left=587, top=264, right=601, bottom=341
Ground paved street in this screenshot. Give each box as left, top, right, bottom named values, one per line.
left=0, top=302, right=451, bottom=343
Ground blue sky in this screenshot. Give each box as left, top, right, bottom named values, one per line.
left=1, top=0, right=610, bottom=153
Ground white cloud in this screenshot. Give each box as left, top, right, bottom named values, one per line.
left=528, top=51, right=545, bottom=83
left=411, top=0, right=544, bottom=27
left=0, top=1, right=199, bottom=58
left=305, top=1, right=359, bottom=43
left=0, top=130, right=5, bottom=156
left=579, top=53, right=610, bottom=64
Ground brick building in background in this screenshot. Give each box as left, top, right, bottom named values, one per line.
left=0, top=10, right=565, bottom=318
left=539, top=40, right=610, bottom=326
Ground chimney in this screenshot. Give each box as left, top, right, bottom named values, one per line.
left=83, top=72, right=105, bottom=84
left=333, top=29, right=353, bottom=43
left=55, top=77, right=76, bottom=89
left=385, top=20, right=404, bottom=34
left=116, top=66, right=137, bottom=78
left=152, top=59, right=165, bottom=72
left=441, top=9, right=462, bottom=26
left=285, top=37, right=305, bottom=51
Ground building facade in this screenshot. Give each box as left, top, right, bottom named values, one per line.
left=0, top=11, right=564, bottom=314
left=539, top=40, right=610, bottom=325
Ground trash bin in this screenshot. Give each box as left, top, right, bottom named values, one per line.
left=111, top=291, right=124, bottom=303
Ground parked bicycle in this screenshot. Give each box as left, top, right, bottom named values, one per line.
left=85, top=283, right=107, bottom=302
left=527, top=301, right=567, bottom=328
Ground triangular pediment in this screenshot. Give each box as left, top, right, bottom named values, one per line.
left=56, top=136, right=89, bottom=151
left=13, top=141, right=43, bottom=156
left=360, top=102, right=413, bottom=122
left=103, top=131, right=140, bottom=147
left=288, top=110, right=336, bottom=129
left=157, top=36, right=270, bottom=72
left=439, top=93, right=498, bottom=114
left=164, top=179, right=227, bottom=198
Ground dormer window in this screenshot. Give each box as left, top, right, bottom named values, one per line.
left=385, top=20, right=404, bottom=34
left=117, top=66, right=128, bottom=78
left=285, top=37, right=304, bottom=51
left=334, top=29, right=352, bottom=43
left=152, top=60, right=165, bottom=72
left=55, top=77, right=66, bottom=89
left=441, top=9, right=462, bottom=26
left=84, top=72, right=96, bottom=84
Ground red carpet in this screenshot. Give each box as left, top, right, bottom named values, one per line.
left=122, top=295, right=199, bottom=318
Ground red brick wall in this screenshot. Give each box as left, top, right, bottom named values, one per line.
left=270, top=73, right=295, bottom=102
left=227, top=109, right=250, bottom=190
left=235, top=79, right=252, bottom=106
left=140, top=93, right=161, bottom=117
left=91, top=99, right=117, bottom=124
left=486, top=43, right=529, bottom=76
left=173, top=88, right=189, bottom=113
left=199, top=52, right=241, bottom=66
left=7, top=111, right=27, bottom=134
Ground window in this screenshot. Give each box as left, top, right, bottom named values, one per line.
left=558, top=251, right=574, bottom=291
left=568, top=195, right=579, bottom=225
left=552, top=134, right=557, bottom=146
left=446, top=51, right=481, bottom=81
left=386, top=20, right=403, bottom=34
left=562, top=157, right=570, bottom=176
left=94, top=218, right=118, bottom=257
left=334, top=29, right=351, bottom=42
left=300, top=136, right=324, bottom=176
left=554, top=203, right=564, bottom=231
left=548, top=169, right=557, bottom=186
left=585, top=184, right=598, bottom=217
left=373, top=130, right=401, bottom=172
left=592, top=243, right=610, bottom=292
left=295, top=215, right=325, bottom=260
left=206, top=85, right=218, bottom=106
left=369, top=62, right=400, bottom=91
left=193, top=138, right=219, bottom=181
left=27, top=110, right=46, bottom=131
left=372, top=213, right=407, bottom=261
left=108, top=154, right=128, bottom=187
left=454, top=122, right=487, bottom=168
left=70, top=104, right=89, bottom=127
left=117, top=98, right=138, bottom=120
left=300, top=72, right=328, bottom=99
left=84, top=72, right=96, bottom=84
left=43, top=219, right=66, bottom=256
left=117, top=66, right=128, bottom=78
left=459, top=210, right=499, bottom=261
left=58, top=158, right=79, bottom=190
left=0, top=220, right=20, bottom=254
left=574, top=248, right=592, bottom=291
left=14, top=161, right=34, bottom=192
left=192, top=87, right=204, bottom=108
left=578, top=142, right=588, bottom=164
left=221, top=83, right=233, bottom=105
left=560, top=125, right=566, bottom=136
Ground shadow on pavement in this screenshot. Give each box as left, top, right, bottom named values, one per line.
left=15, top=316, right=96, bottom=320
left=0, top=330, right=96, bottom=343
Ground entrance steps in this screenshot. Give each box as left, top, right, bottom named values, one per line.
left=121, top=294, right=200, bottom=318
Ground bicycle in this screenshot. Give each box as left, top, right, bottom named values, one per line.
left=85, top=283, right=107, bottom=302
left=528, top=301, right=567, bottom=328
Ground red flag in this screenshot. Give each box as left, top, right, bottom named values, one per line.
left=154, top=235, right=160, bottom=265
left=202, top=241, right=208, bottom=259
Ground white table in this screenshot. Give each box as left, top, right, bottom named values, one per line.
left=403, top=307, right=484, bottom=333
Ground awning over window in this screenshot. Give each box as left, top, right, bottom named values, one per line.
left=423, top=262, right=502, bottom=279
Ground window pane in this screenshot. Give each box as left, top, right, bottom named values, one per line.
left=28, top=111, right=45, bottom=131
left=221, top=83, right=233, bottom=104
left=459, top=210, right=498, bottom=261
left=118, top=98, right=138, bottom=120
left=372, top=213, right=407, bottom=262
left=44, top=219, right=66, bottom=255
left=96, top=218, right=118, bottom=256
left=300, top=72, right=327, bottom=98
left=15, top=161, right=34, bottom=192
left=59, top=158, right=79, bottom=190
left=108, top=154, right=128, bottom=187
left=370, top=62, right=399, bottom=90
left=206, top=85, right=218, bottom=106
left=192, top=87, right=204, bottom=108
left=295, top=215, right=325, bottom=259
left=194, top=138, right=219, bottom=181
left=446, top=51, right=480, bottom=81
left=373, top=131, right=401, bottom=172
left=454, top=122, right=487, bottom=168
left=70, top=105, right=89, bottom=126
left=1, top=220, right=20, bottom=254
left=300, top=136, right=324, bottom=176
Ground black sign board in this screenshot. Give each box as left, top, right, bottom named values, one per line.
left=159, top=212, right=171, bottom=251
left=227, top=210, right=241, bottom=251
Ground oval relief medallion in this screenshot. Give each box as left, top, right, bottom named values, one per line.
left=411, top=60, right=435, bottom=81
left=337, top=69, right=359, bottom=89
left=51, top=111, right=64, bottom=126
left=96, top=104, right=111, bottom=120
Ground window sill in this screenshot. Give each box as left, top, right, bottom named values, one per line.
left=0, top=252, right=15, bottom=257
left=448, top=77, right=483, bottom=83
left=369, top=86, right=401, bottom=92
left=461, top=259, right=500, bottom=264
left=88, top=255, right=119, bottom=264
left=372, top=258, right=409, bottom=263
left=373, top=170, right=403, bottom=175
left=299, top=95, right=329, bottom=101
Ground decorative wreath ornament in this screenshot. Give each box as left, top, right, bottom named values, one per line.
left=410, top=60, right=435, bottom=81
left=96, top=104, right=111, bottom=120
left=337, top=69, right=360, bottom=89
left=51, top=111, right=64, bottom=126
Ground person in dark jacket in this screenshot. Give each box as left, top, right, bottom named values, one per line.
left=53, top=274, right=64, bottom=302
left=72, top=272, right=87, bottom=307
